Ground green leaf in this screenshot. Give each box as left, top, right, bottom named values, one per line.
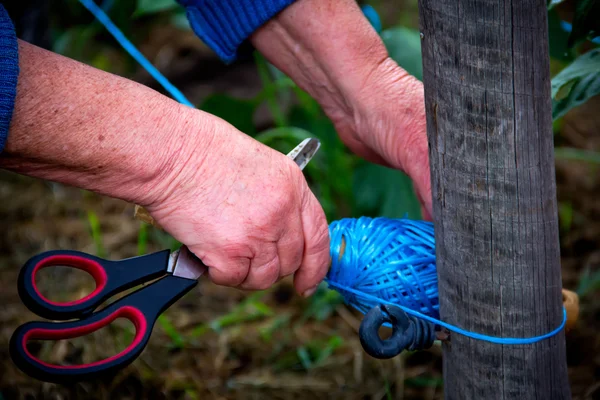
left=554, top=147, right=600, bottom=164
left=296, top=347, right=313, bottom=370
left=137, top=222, right=148, bottom=256
left=254, top=52, right=288, bottom=127
left=558, top=201, right=573, bottom=231
left=353, top=162, right=421, bottom=219
left=157, top=315, right=185, bottom=348
left=547, top=0, right=567, bottom=8
left=254, top=127, right=313, bottom=147
left=86, top=210, right=105, bottom=258
left=568, top=0, right=600, bottom=47
left=200, top=94, right=257, bottom=135
left=382, top=27, right=423, bottom=81
left=171, top=10, right=191, bottom=30
left=135, top=0, right=178, bottom=16
left=551, top=49, right=600, bottom=119
left=576, top=267, right=600, bottom=297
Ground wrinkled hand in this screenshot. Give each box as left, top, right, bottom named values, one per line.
left=251, top=0, right=432, bottom=219
left=325, top=59, right=432, bottom=220
left=145, top=117, right=331, bottom=295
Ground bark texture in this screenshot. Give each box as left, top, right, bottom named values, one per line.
left=417, top=0, right=571, bottom=398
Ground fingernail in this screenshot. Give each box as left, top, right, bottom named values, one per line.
left=302, top=286, right=318, bottom=298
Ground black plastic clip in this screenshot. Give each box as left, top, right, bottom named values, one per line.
left=358, top=304, right=437, bottom=359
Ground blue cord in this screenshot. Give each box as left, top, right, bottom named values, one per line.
left=81, top=3, right=566, bottom=345
left=326, top=217, right=567, bottom=345
left=78, top=0, right=194, bottom=108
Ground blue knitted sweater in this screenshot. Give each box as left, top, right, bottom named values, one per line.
left=0, top=4, right=19, bottom=153
left=178, top=0, right=296, bottom=64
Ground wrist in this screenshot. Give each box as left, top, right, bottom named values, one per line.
left=352, top=58, right=427, bottom=172
left=139, top=105, right=218, bottom=210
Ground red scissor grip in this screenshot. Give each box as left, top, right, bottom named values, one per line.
left=11, top=274, right=198, bottom=383
left=22, top=306, right=146, bottom=369
left=31, top=254, right=108, bottom=307
left=18, top=250, right=171, bottom=320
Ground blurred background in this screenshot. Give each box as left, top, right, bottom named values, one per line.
left=0, top=0, right=598, bottom=399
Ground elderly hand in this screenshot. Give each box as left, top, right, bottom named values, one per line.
left=2, top=40, right=330, bottom=296
left=252, top=0, right=432, bottom=219
left=144, top=118, right=330, bottom=295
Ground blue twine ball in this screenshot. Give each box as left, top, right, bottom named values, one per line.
left=326, top=217, right=439, bottom=319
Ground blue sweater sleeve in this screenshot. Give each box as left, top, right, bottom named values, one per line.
left=177, top=0, right=296, bottom=64
left=0, top=4, right=19, bottom=153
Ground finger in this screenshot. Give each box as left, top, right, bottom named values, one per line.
left=277, top=220, right=305, bottom=279
left=201, top=251, right=251, bottom=288
left=293, top=189, right=331, bottom=297
left=239, top=244, right=280, bottom=291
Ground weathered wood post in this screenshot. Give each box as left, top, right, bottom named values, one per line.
left=417, top=1, right=571, bottom=398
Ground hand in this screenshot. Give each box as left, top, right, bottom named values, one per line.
left=327, top=59, right=432, bottom=220
left=3, top=41, right=330, bottom=296
left=143, top=117, right=331, bottom=295
left=251, top=0, right=432, bottom=219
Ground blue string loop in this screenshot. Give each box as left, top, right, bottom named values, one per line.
left=326, top=217, right=567, bottom=345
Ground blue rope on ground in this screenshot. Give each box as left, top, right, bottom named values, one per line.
left=80, top=1, right=567, bottom=345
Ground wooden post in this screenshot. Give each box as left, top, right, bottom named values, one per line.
left=417, top=1, right=571, bottom=398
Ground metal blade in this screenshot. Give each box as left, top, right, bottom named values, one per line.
left=286, top=138, right=320, bottom=171
left=168, top=245, right=207, bottom=281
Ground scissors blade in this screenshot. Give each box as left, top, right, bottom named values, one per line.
left=168, top=246, right=207, bottom=281
left=286, top=138, right=320, bottom=171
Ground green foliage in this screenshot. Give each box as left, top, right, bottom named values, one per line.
left=548, top=9, right=577, bottom=62
left=190, top=292, right=273, bottom=338
left=135, top=0, right=177, bottom=16
left=576, top=266, right=600, bottom=297
left=200, top=94, right=257, bottom=135
left=382, top=27, right=423, bottom=81
left=555, top=146, right=600, bottom=164
left=354, top=163, right=422, bottom=219
left=551, top=49, right=600, bottom=119
left=86, top=210, right=105, bottom=258
left=568, top=0, right=600, bottom=46
left=158, top=315, right=186, bottom=349
left=137, top=222, right=149, bottom=255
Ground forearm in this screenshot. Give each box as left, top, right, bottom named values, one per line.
left=1, top=40, right=212, bottom=206
left=251, top=0, right=431, bottom=215
left=251, top=0, right=410, bottom=121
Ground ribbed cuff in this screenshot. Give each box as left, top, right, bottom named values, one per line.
left=177, top=0, right=296, bottom=64
left=0, top=4, right=19, bottom=153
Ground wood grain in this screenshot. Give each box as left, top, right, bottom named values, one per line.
left=416, top=0, right=571, bottom=398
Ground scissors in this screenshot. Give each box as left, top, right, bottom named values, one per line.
left=10, top=138, right=321, bottom=384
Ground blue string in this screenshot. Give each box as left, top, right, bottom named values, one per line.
left=78, top=0, right=195, bottom=108
left=80, top=3, right=567, bottom=345
left=326, top=217, right=567, bottom=345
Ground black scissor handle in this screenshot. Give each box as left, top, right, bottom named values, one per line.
left=10, top=274, right=197, bottom=384
left=18, top=249, right=171, bottom=320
